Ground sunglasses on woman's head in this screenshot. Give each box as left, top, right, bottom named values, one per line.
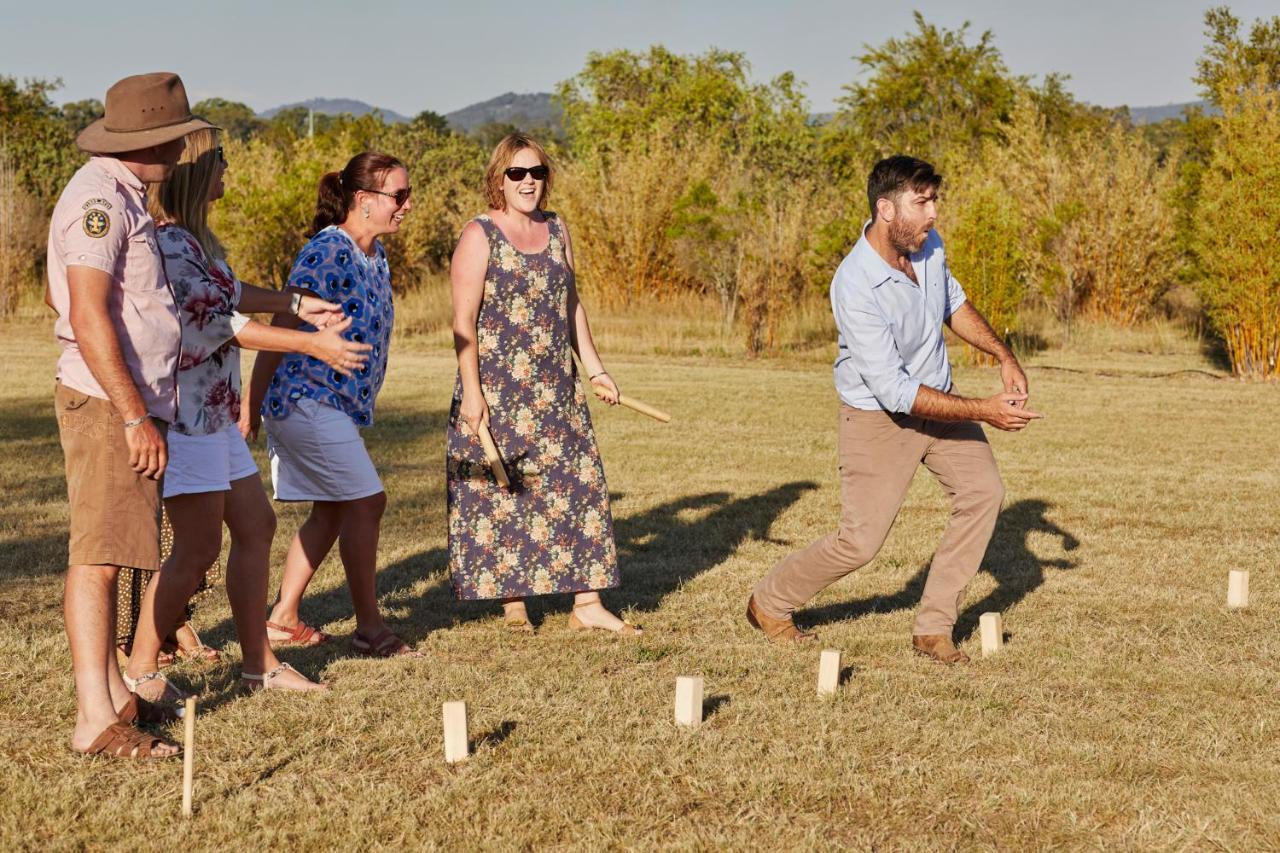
left=504, top=165, right=549, bottom=182
left=363, top=187, right=413, bottom=208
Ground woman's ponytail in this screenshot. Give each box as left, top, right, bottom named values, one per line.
left=310, top=171, right=349, bottom=235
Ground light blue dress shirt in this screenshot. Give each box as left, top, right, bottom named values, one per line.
left=831, top=224, right=967, bottom=413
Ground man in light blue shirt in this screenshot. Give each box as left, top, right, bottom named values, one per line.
left=747, top=156, right=1041, bottom=663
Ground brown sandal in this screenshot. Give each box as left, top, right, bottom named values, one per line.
left=173, top=622, right=221, bottom=663
left=77, top=722, right=179, bottom=760
left=266, top=619, right=330, bottom=648
left=352, top=628, right=421, bottom=658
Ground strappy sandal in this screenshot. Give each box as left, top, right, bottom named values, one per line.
left=241, top=662, right=324, bottom=693
left=567, top=601, right=643, bottom=636
left=76, top=722, right=179, bottom=760
left=173, top=622, right=221, bottom=663
left=266, top=619, right=331, bottom=648
left=351, top=628, right=422, bottom=658
left=117, top=692, right=181, bottom=726
left=122, top=670, right=189, bottom=707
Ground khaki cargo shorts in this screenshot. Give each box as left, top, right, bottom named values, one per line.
left=54, top=382, right=163, bottom=570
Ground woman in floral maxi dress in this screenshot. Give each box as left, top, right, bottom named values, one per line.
left=447, top=134, right=639, bottom=635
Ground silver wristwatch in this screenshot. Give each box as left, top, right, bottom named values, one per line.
left=289, top=292, right=302, bottom=315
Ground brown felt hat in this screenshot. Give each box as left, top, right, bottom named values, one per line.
left=76, top=72, right=217, bottom=154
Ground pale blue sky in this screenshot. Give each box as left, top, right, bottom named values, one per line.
left=2, top=0, right=1275, bottom=115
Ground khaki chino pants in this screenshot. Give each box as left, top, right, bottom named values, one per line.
left=753, top=406, right=1004, bottom=636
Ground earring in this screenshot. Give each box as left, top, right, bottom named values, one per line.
left=362, top=206, right=370, bottom=219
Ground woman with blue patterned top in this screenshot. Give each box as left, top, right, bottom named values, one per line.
left=247, top=151, right=420, bottom=658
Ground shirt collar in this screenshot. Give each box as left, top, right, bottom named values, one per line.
left=852, top=220, right=928, bottom=288
left=92, top=155, right=147, bottom=196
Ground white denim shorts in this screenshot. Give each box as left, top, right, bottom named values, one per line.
left=163, top=423, right=261, bottom=498
left=265, top=398, right=383, bottom=502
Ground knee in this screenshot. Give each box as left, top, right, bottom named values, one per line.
left=830, top=523, right=881, bottom=568
left=347, top=492, right=386, bottom=524
left=168, top=533, right=222, bottom=578
left=958, top=474, right=1005, bottom=518
left=236, top=510, right=277, bottom=551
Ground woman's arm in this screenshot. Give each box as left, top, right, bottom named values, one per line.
left=233, top=316, right=370, bottom=370
left=450, top=221, right=491, bottom=432
left=560, top=218, right=619, bottom=404
left=236, top=282, right=344, bottom=328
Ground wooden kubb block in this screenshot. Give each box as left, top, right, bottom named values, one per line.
left=443, top=701, right=469, bottom=763
left=674, top=676, right=703, bottom=728
left=979, top=612, right=1003, bottom=657
left=817, top=649, right=841, bottom=696
left=1227, top=570, right=1249, bottom=609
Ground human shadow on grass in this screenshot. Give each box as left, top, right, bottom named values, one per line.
left=798, top=499, right=1079, bottom=642
left=197, top=482, right=819, bottom=675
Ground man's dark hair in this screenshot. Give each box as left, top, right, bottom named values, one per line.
left=867, top=155, right=942, bottom=221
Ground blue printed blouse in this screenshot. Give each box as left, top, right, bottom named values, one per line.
left=261, top=226, right=394, bottom=427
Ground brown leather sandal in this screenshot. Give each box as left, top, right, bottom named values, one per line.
left=266, top=619, right=330, bottom=648
left=76, top=722, right=179, bottom=760
left=567, top=601, right=642, bottom=636
left=173, top=622, right=221, bottom=663
left=352, top=628, right=422, bottom=658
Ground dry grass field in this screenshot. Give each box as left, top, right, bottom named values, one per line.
left=1, top=300, right=1278, bottom=850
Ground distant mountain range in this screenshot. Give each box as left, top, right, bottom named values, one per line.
left=259, top=93, right=1211, bottom=132
left=257, top=93, right=561, bottom=132
left=1127, top=100, right=1217, bottom=124
left=259, top=98, right=411, bottom=124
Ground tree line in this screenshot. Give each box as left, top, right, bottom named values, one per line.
left=1, top=7, right=1277, bottom=376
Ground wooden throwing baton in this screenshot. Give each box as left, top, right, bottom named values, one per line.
left=591, top=386, right=671, bottom=423
left=475, top=422, right=511, bottom=487
left=181, top=697, right=196, bottom=818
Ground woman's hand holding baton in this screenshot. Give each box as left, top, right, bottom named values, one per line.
left=588, top=372, right=671, bottom=423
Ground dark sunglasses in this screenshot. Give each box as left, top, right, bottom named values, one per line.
left=216, top=146, right=227, bottom=164
left=363, top=187, right=413, bottom=208
left=504, top=165, right=549, bottom=182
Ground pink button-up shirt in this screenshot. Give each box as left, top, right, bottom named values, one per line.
left=47, top=156, right=181, bottom=422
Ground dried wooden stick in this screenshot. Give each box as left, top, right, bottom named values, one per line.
left=181, top=697, right=196, bottom=817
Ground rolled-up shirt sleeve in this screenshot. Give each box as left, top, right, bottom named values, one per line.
left=834, top=284, right=922, bottom=415
left=163, top=232, right=242, bottom=367
left=943, top=258, right=967, bottom=319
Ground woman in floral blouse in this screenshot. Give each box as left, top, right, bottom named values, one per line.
left=122, top=128, right=369, bottom=700
left=247, top=152, right=418, bottom=658
left=447, top=134, right=638, bottom=635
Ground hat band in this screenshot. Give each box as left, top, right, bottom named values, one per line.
left=103, top=112, right=196, bottom=134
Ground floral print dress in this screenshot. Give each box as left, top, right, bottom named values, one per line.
left=446, top=213, right=619, bottom=600
left=156, top=225, right=250, bottom=436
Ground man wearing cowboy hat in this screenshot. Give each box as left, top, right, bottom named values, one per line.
left=47, top=72, right=214, bottom=759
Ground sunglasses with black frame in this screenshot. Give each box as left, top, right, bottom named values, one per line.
left=362, top=186, right=413, bottom=208
left=504, top=165, right=549, bottom=182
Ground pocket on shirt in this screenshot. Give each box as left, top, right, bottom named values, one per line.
left=123, top=234, right=167, bottom=292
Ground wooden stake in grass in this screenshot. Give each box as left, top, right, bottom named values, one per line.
left=817, top=649, right=841, bottom=696
left=979, top=612, right=1004, bottom=658
left=674, top=676, right=703, bottom=728
left=443, top=701, right=469, bottom=763
left=475, top=423, right=510, bottom=488
left=181, top=697, right=196, bottom=818
left=1227, top=570, right=1249, bottom=609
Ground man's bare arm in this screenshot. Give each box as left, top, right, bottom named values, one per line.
left=67, top=266, right=147, bottom=421
left=66, top=266, right=167, bottom=476
left=946, top=302, right=1029, bottom=400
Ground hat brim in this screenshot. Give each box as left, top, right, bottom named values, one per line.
left=76, top=116, right=220, bottom=154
